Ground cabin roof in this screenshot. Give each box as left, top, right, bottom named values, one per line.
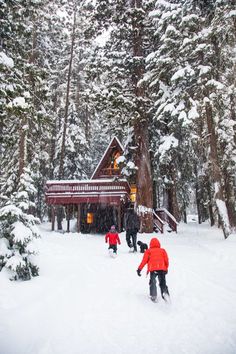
left=91, top=136, right=124, bottom=180
left=45, top=137, right=130, bottom=206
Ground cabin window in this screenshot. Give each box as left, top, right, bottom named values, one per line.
left=130, top=185, right=137, bottom=203
left=87, top=212, right=94, bottom=224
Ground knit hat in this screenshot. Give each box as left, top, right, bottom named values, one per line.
left=111, top=225, right=116, bottom=231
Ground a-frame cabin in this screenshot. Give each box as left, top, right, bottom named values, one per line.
left=45, top=137, right=131, bottom=233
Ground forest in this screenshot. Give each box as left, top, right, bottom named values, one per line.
left=0, top=0, right=236, bottom=279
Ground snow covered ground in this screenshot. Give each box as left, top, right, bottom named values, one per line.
left=1, top=221, right=236, bottom=354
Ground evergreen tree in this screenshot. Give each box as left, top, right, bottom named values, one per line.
left=0, top=168, right=40, bottom=280
left=87, top=0, right=155, bottom=232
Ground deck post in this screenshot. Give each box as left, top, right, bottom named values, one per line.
left=66, top=205, right=70, bottom=233
left=77, top=204, right=81, bottom=233
left=51, top=206, right=55, bottom=231
left=117, top=204, right=121, bottom=233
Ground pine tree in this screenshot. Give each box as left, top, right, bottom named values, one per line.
left=0, top=0, right=50, bottom=278
left=87, top=0, right=155, bottom=232
left=145, top=0, right=196, bottom=222
left=187, top=0, right=235, bottom=237
left=0, top=168, right=40, bottom=280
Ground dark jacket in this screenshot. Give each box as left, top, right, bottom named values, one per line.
left=124, top=209, right=140, bottom=231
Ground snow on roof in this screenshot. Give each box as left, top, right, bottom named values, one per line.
left=46, top=178, right=128, bottom=185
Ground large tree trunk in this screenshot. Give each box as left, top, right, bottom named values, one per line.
left=134, top=121, right=154, bottom=232
left=225, top=90, right=236, bottom=229
left=131, top=0, right=153, bottom=232
left=205, top=99, right=231, bottom=238
left=167, top=167, right=181, bottom=222
left=206, top=178, right=215, bottom=226
left=224, top=170, right=236, bottom=229
left=58, top=8, right=76, bottom=179
left=57, top=7, right=77, bottom=229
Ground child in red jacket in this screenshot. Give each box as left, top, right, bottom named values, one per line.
left=137, top=237, right=170, bottom=302
left=105, top=225, right=121, bottom=256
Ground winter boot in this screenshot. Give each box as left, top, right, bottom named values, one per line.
left=150, top=296, right=157, bottom=303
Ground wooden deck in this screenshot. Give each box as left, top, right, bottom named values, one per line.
left=45, top=180, right=131, bottom=206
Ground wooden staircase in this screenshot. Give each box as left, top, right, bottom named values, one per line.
left=153, top=208, right=178, bottom=233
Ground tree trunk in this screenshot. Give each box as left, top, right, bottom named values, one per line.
left=131, top=0, right=153, bottom=232
left=205, top=98, right=231, bottom=238
left=195, top=181, right=202, bottom=224
left=57, top=206, right=64, bottom=231
left=134, top=120, right=154, bottom=232
left=166, top=166, right=181, bottom=222
left=19, top=116, right=27, bottom=178
left=224, top=170, right=236, bottom=229
left=58, top=8, right=76, bottom=179
left=207, top=178, right=215, bottom=227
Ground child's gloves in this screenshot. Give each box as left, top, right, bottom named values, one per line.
left=137, top=269, right=141, bottom=277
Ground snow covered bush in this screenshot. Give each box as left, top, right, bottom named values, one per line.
left=0, top=203, right=40, bottom=281
left=0, top=169, right=40, bottom=281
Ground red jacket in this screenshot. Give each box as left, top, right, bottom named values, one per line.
left=105, top=232, right=121, bottom=245
left=138, top=238, right=169, bottom=274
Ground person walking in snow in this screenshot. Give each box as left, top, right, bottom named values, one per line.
left=105, top=225, right=121, bottom=256
left=124, top=207, right=140, bottom=252
left=136, top=237, right=170, bottom=302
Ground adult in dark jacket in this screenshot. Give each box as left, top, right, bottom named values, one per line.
left=137, top=238, right=170, bottom=302
left=124, top=208, right=140, bottom=252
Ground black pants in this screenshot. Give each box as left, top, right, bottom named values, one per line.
left=149, top=270, right=169, bottom=298
left=108, top=244, right=117, bottom=253
left=126, top=229, right=137, bottom=251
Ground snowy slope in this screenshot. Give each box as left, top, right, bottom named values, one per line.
left=1, top=222, right=236, bottom=354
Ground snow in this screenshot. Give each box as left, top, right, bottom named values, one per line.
left=7, top=97, right=29, bottom=109
left=1, top=221, right=236, bottom=354
left=228, top=10, right=236, bottom=18
left=116, top=156, right=126, bottom=164
left=12, top=221, right=33, bottom=243
left=188, top=106, right=199, bottom=120
left=199, top=65, right=211, bottom=76
left=95, top=28, right=111, bottom=47
left=158, top=135, right=179, bottom=159
left=5, top=252, right=26, bottom=271
left=0, top=205, right=23, bottom=218
left=137, top=205, right=153, bottom=215
left=46, top=179, right=128, bottom=184
left=0, top=238, right=12, bottom=257
left=127, top=161, right=136, bottom=169
left=0, top=52, right=14, bottom=68
left=206, top=80, right=224, bottom=90
left=171, top=66, right=195, bottom=82
left=215, top=198, right=231, bottom=235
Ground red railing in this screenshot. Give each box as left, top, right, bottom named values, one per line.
left=45, top=180, right=131, bottom=205
left=45, top=180, right=130, bottom=195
